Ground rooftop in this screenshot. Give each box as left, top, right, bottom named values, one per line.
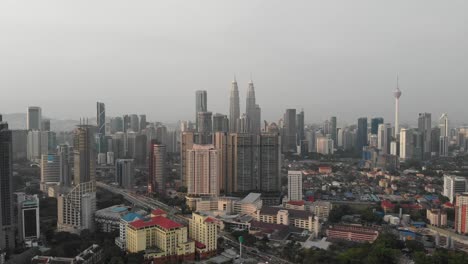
left=130, top=216, right=183, bottom=230
left=239, top=193, right=261, bottom=204
left=259, top=206, right=313, bottom=219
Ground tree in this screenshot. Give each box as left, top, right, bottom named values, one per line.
left=329, top=205, right=352, bottom=223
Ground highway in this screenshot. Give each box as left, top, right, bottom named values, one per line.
left=96, top=181, right=188, bottom=225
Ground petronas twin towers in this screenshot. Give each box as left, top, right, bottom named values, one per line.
left=229, top=77, right=261, bottom=134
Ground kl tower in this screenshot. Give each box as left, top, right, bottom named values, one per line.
left=394, top=76, right=402, bottom=137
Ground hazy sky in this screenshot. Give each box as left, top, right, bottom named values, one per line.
left=1, top=1, right=467, bottom=125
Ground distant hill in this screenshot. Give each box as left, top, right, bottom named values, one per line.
left=2, top=113, right=82, bottom=132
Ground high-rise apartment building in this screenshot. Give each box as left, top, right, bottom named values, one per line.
left=288, top=171, right=303, bottom=201
left=227, top=133, right=256, bottom=193
left=316, top=135, right=334, bottom=155
left=330, top=116, right=337, bottom=147
left=229, top=78, right=240, bottom=133
left=377, top=123, right=392, bottom=154
left=399, top=128, right=413, bottom=161
left=213, top=132, right=228, bottom=193
left=455, top=193, right=468, bottom=234
left=27, top=106, right=42, bottom=131
left=0, top=117, right=15, bottom=249
left=186, top=145, right=219, bottom=196
left=181, top=132, right=194, bottom=186
left=213, top=113, right=229, bottom=133
left=258, top=133, right=281, bottom=192
left=443, top=175, right=467, bottom=203
left=58, top=144, right=71, bottom=187
left=115, top=159, right=134, bottom=190
left=149, top=141, right=166, bottom=193
left=370, top=117, right=384, bottom=135
left=57, top=125, right=97, bottom=234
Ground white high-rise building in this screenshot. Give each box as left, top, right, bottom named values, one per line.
left=316, top=135, right=334, bottom=155
left=229, top=78, right=240, bottom=133
left=394, top=77, right=402, bottom=138
left=399, top=128, right=413, bottom=161
left=27, top=106, right=42, bottom=131
left=186, top=145, right=219, bottom=196
left=378, top=123, right=392, bottom=154
left=439, top=113, right=449, bottom=157
left=443, top=175, right=467, bottom=203
left=40, top=154, right=60, bottom=189
left=288, top=171, right=303, bottom=201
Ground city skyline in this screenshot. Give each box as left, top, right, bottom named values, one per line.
left=1, top=1, right=467, bottom=124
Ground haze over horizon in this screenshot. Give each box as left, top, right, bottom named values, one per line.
left=1, top=1, right=467, bottom=125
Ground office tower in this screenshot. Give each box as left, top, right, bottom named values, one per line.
left=149, top=141, right=166, bottom=193
left=306, top=130, right=316, bottom=153
left=370, top=117, right=384, bottom=135
left=11, top=130, right=28, bottom=161
left=166, top=130, right=177, bottom=153
left=443, top=175, right=467, bottom=203
left=288, top=171, right=303, bottom=201
left=0, top=118, right=14, bottom=249
left=58, top=124, right=97, bottom=234
left=134, top=134, right=147, bottom=165
left=227, top=133, right=256, bottom=193
left=130, top=114, right=139, bottom=132
left=156, top=125, right=167, bottom=146
left=213, top=113, right=229, bottom=132
left=41, top=130, right=57, bottom=154
left=343, top=128, right=356, bottom=151
left=259, top=133, right=281, bottom=192
left=330, top=116, right=337, bottom=148
left=110, top=117, right=124, bottom=133
left=186, top=144, right=219, bottom=196
left=418, top=113, right=432, bottom=159
left=399, top=128, right=413, bottom=161
left=316, top=135, right=334, bottom=155
left=197, top=112, right=213, bottom=133
left=246, top=80, right=260, bottom=133
left=115, top=159, right=134, bottom=189
left=283, top=109, right=297, bottom=153
left=229, top=78, right=240, bottom=133
left=394, top=77, right=402, bottom=137
left=139, top=114, right=147, bottom=131
left=180, top=132, right=194, bottom=185
left=27, top=130, right=42, bottom=162
left=377, top=123, right=392, bottom=154
left=41, top=154, right=60, bottom=187
left=27, top=106, right=42, bottom=131
left=112, top=132, right=125, bottom=159
left=431, top=127, right=441, bottom=157
left=58, top=144, right=71, bottom=187
left=16, top=193, right=40, bottom=245
left=439, top=113, right=449, bottom=157
left=455, top=193, right=468, bottom=234
left=213, top=132, right=228, bottom=193
left=96, top=102, right=106, bottom=153
left=236, top=114, right=251, bottom=133
left=41, top=119, right=51, bottom=131
left=126, top=131, right=137, bottom=158
left=189, top=212, right=218, bottom=259
left=195, top=90, right=208, bottom=130
left=123, top=115, right=130, bottom=132
left=356, top=117, right=368, bottom=155
left=336, top=128, right=344, bottom=148
left=296, top=110, right=305, bottom=146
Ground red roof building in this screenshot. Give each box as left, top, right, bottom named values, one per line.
left=130, top=216, right=183, bottom=230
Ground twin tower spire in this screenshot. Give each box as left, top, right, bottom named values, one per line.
left=229, top=76, right=260, bottom=133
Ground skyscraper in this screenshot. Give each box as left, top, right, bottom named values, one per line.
left=296, top=110, right=305, bottom=146
left=186, top=144, right=219, bottom=196
left=213, top=113, right=229, bottom=133
left=41, top=154, right=61, bottom=188
left=195, top=90, right=208, bottom=130
left=229, top=78, right=240, bottom=133
left=115, top=159, right=134, bottom=190
left=96, top=102, right=106, bottom=153
left=246, top=80, right=260, bottom=133
left=227, top=133, right=256, bottom=193
left=394, top=77, right=402, bottom=137
left=196, top=112, right=213, bottom=144
left=418, top=113, right=432, bottom=159
left=58, top=124, right=96, bottom=234
left=330, top=116, right=337, bottom=148
left=439, top=113, right=449, bottom=157
left=16, top=193, right=40, bottom=246
left=356, top=117, right=368, bottom=155
left=288, top=171, right=303, bottom=201
left=370, top=117, right=384, bottom=135
left=399, top=128, right=413, bottom=161
left=180, top=132, right=194, bottom=186
left=283, top=109, right=297, bottom=153
left=455, top=193, right=468, bottom=235
left=139, top=114, right=147, bottom=131
left=258, top=133, right=281, bottom=192
left=58, top=144, right=71, bottom=187
left=130, top=114, right=139, bottom=132
left=213, top=132, right=228, bottom=193
left=377, top=123, right=392, bottom=154
left=27, top=106, right=42, bottom=131
left=0, top=117, right=15, bottom=249
left=149, top=141, right=166, bottom=194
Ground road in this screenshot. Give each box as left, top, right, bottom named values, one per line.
left=96, top=181, right=188, bottom=225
